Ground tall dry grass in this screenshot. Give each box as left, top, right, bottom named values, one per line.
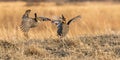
left=0, top=2, right=120, bottom=40
left=0, top=2, right=120, bottom=60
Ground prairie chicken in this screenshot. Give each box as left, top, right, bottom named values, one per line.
left=20, top=9, right=51, bottom=38
left=52, top=15, right=81, bottom=38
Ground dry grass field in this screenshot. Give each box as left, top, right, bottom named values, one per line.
left=0, top=2, right=120, bottom=60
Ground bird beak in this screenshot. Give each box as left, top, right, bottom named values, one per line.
left=62, top=20, right=66, bottom=23
left=51, top=21, right=58, bottom=25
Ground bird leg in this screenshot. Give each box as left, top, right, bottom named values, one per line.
left=24, top=32, right=29, bottom=39
left=59, top=36, right=68, bottom=48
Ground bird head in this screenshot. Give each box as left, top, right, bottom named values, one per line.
left=59, top=14, right=66, bottom=24
left=25, top=9, right=31, bottom=14
left=51, top=20, right=62, bottom=26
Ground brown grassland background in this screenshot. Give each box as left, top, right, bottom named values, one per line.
left=0, top=2, right=120, bottom=60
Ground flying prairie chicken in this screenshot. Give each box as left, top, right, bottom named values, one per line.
left=51, top=15, right=81, bottom=38
left=20, top=9, right=51, bottom=38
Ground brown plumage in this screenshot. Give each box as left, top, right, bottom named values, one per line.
left=52, top=15, right=81, bottom=38
left=20, top=9, right=51, bottom=38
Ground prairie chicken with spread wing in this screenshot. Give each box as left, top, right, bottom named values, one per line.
left=20, top=9, right=51, bottom=38
left=52, top=15, right=81, bottom=38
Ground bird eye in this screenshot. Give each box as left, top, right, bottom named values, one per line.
left=55, top=23, right=58, bottom=25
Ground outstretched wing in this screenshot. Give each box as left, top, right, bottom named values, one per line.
left=37, top=17, right=51, bottom=21
left=22, top=9, right=31, bottom=19
left=67, top=15, right=81, bottom=25
left=21, top=10, right=31, bottom=32
left=20, top=20, right=30, bottom=38
left=20, top=19, right=31, bottom=32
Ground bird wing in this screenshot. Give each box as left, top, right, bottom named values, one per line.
left=62, top=24, right=69, bottom=37
left=57, top=23, right=63, bottom=36
left=20, top=19, right=31, bottom=32
left=67, top=15, right=81, bottom=25
left=37, top=17, right=51, bottom=21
